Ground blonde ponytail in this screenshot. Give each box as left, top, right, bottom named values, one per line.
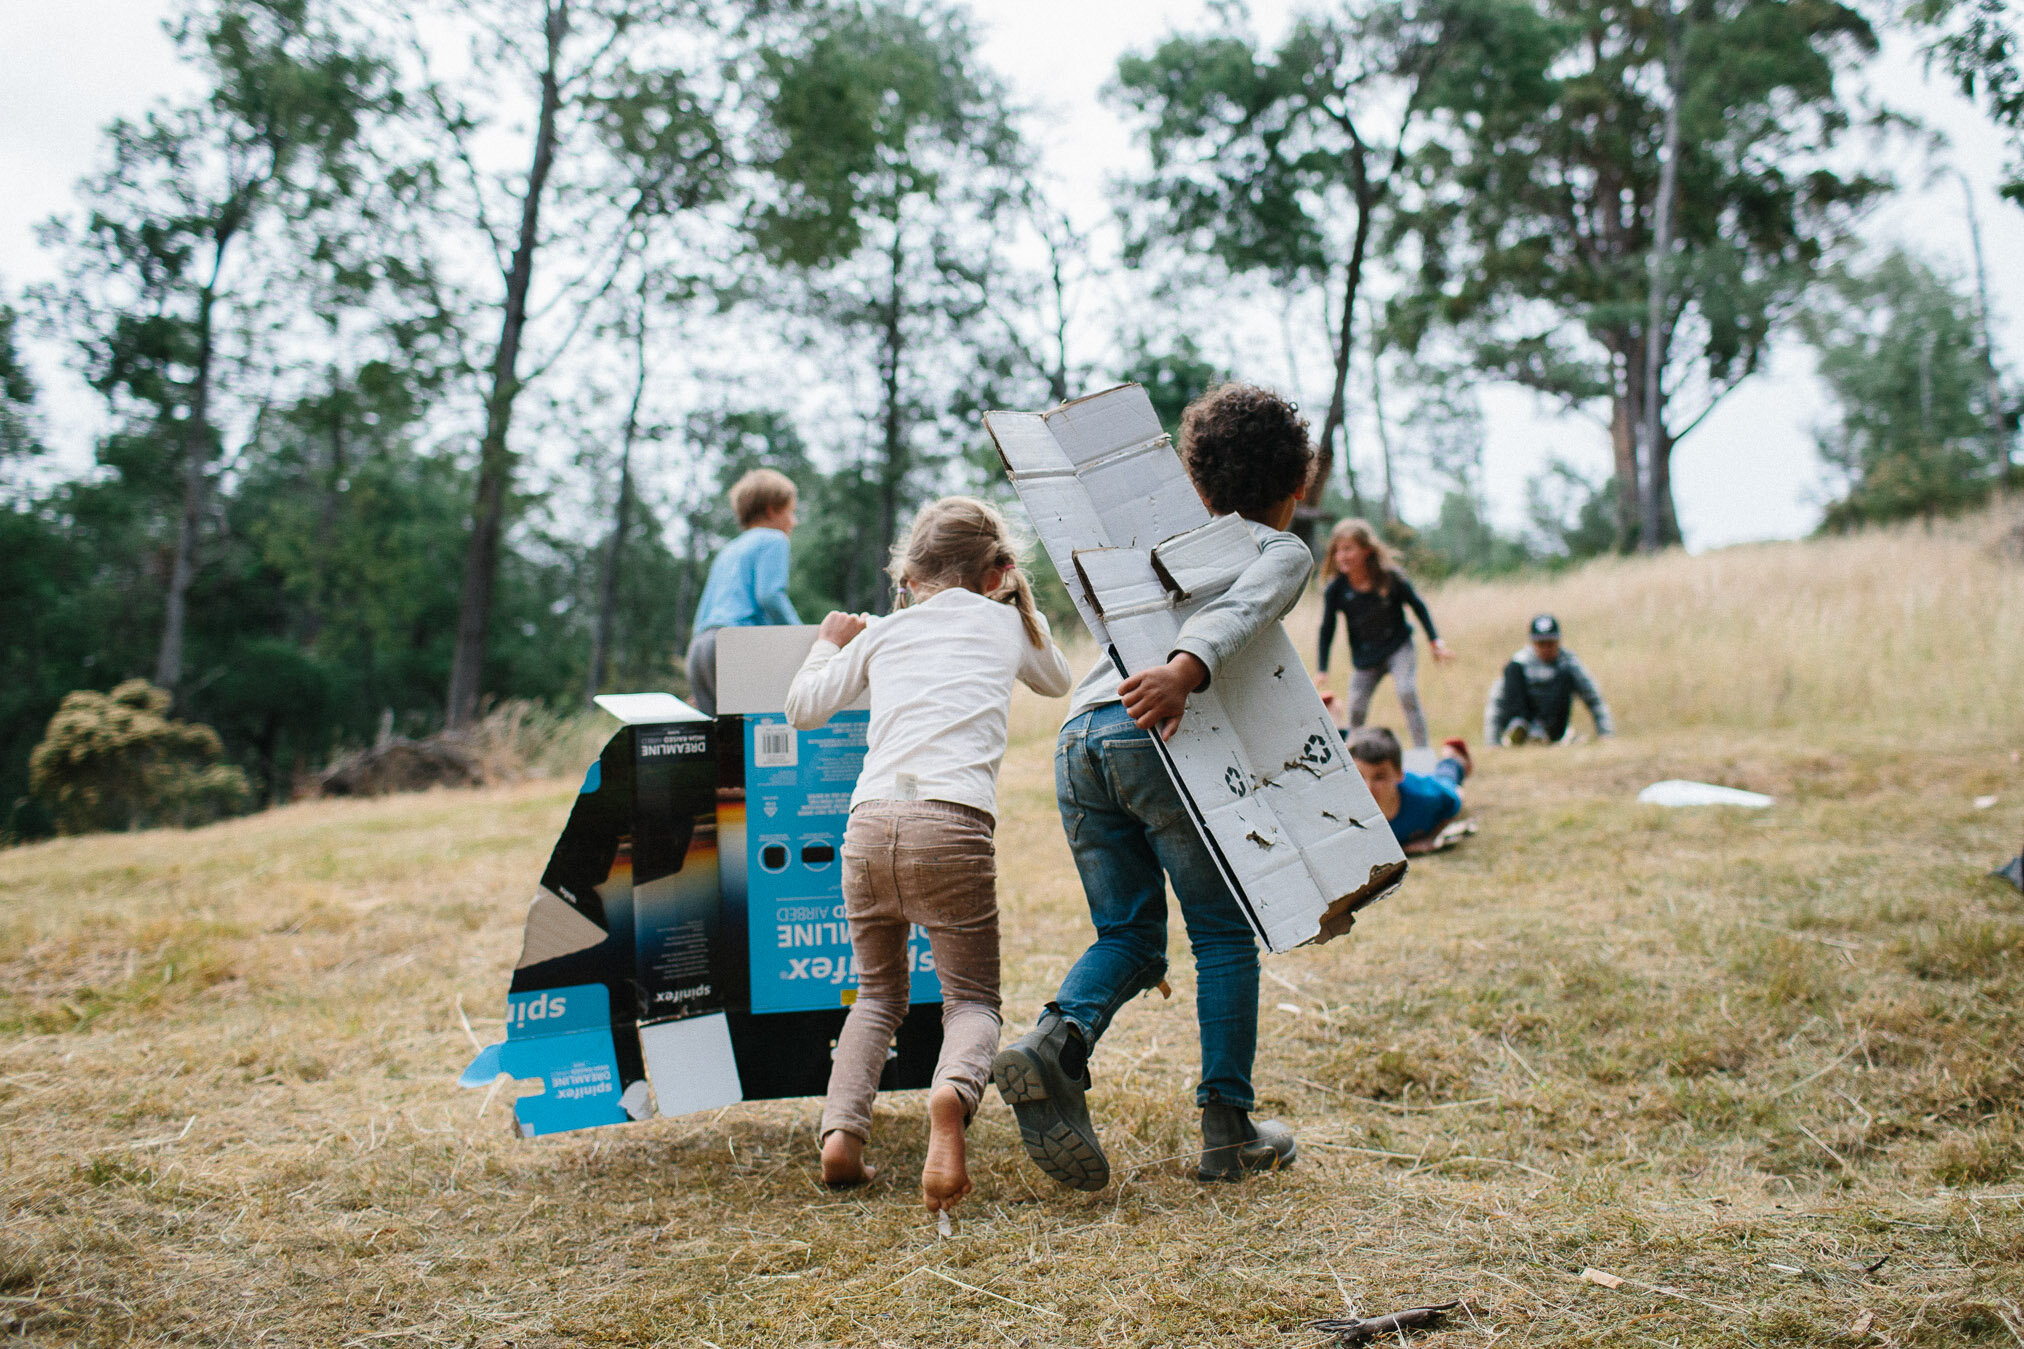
left=890, top=496, right=1048, bottom=648
left=996, top=564, right=1045, bottom=648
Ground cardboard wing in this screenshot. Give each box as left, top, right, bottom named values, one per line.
left=984, top=383, right=1407, bottom=952
left=461, top=630, right=943, bottom=1137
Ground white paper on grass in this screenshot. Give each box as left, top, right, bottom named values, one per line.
left=984, top=384, right=1407, bottom=952
left=1637, top=780, right=1775, bottom=808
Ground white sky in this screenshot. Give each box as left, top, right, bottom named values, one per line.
left=3, top=1, right=2020, bottom=551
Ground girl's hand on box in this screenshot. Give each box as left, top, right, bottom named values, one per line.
left=818, top=611, right=868, bottom=647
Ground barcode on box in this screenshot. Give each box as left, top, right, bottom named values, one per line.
left=754, top=724, right=798, bottom=769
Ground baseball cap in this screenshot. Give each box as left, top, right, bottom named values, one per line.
left=1529, top=613, right=1561, bottom=639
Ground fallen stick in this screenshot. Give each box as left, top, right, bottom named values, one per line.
left=1310, top=1301, right=1464, bottom=1344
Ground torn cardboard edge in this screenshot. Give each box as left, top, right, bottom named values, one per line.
left=462, top=626, right=941, bottom=1137
left=983, top=383, right=1407, bottom=953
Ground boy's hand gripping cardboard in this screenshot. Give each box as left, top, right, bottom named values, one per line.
left=460, top=636, right=944, bottom=1137
left=984, top=384, right=1407, bottom=951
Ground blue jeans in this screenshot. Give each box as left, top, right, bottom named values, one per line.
left=1052, top=703, right=1260, bottom=1109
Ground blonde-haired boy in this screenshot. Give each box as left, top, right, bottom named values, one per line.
left=686, top=469, right=801, bottom=716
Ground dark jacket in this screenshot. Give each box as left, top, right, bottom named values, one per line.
left=1318, top=570, right=1438, bottom=672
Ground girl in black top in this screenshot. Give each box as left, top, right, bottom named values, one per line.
left=1315, top=518, right=1453, bottom=747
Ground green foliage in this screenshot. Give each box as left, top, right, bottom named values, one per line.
left=28, top=680, right=250, bottom=834
left=1415, top=491, right=1533, bottom=578
left=1527, top=461, right=1623, bottom=563
left=752, top=0, right=1028, bottom=599
left=1108, top=1, right=1481, bottom=506
left=1912, top=0, right=2024, bottom=202
left=0, top=300, right=41, bottom=466
left=1395, top=0, right=1887, bottom=546
left=1802, top=250, right=2017, bottom=529
left=1115, top=336, right=1224, bottom=441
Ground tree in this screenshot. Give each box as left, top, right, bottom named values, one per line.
left=1913, top=0, right=2024, bottom=203
left=751, top=0, right=1025, bottom=611
left=1396, top=0, right=1885, bottom=549
left=39, top=0, right=394, bottom=700
left=0, top=295, right=43, bottom=471
left=427, top=0, right=734, bottom=725
left=1109, top=0, right=1494, bottom=529
left=1801, top=249, right=2016, bottom=528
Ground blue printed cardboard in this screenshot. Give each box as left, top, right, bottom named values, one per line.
left=461, top=628, right=946, bottom=1138
left=740, top=710, right=940, bottom=1014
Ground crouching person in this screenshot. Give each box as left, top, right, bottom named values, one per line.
left=1348, top=727, right=1471, bottom=855
left=1484, top=613, right=1613, bottom=746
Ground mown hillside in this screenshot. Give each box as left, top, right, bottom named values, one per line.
left=3, top=510, right=2022, bottom=1347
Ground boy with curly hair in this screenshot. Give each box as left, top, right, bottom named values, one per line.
left=994, top=383, right=1314, bottom=1188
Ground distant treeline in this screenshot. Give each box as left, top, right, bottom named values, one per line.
left=2, top=0, right=2018, bottom=838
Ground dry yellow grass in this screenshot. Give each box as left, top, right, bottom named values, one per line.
left=3, top=509, right=2022, bottom=1347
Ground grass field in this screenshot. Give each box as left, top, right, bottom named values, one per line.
left=4, top=510, right=2023, bottom=1347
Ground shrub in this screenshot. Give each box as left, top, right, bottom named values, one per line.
left=27, top=680, right=249, bottom=834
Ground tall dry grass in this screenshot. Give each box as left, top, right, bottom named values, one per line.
left=1305, top=505, right=2024, bottom=747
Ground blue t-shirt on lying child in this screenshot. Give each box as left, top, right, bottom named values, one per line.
left=1388, top=769, right=1462, bottom=844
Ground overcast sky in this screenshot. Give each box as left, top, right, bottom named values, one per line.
left=4, top=1, right=2020, bottom=551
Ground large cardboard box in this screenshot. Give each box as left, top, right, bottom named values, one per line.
left=461, top=630, right=944, bottom=1137
left=984, top=384, right=1407, bottom=951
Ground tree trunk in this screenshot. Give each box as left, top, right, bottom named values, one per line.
left=1640, top=0, right=1684, bottom=554
left=302, top=367, right=347, bottom=646
left=1314, top=179, right=1377, bottom=529
left=1369, top=336, right=1398, bottom=525
left=1957, top=171, right=2011, bottom=473
left=155, top=282, right=219, bottom=699
left=589, top=315, right=647, bottom=702
left=1609, top=338, right=1643, bottom=551
left=874, top=225, right=906, bottom=614
left=445, top=0, right=569, bottom=728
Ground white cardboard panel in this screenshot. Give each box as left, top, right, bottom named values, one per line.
left=715, top=626, right=871, bottom=716
left=1043, top=390, right=1165, bottom=464
left=594, top=692, right=709, bottom=725
left=983, top=383, right=1407, bottom=951
left=640, top=1014, right=745, bottom=1117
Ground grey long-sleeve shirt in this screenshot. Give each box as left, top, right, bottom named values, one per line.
left=1483, top=645, right=1614, bottom=740
left=1063, top=517, right=1315, bottom=725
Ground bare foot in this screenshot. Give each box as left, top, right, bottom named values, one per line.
left=821, top=1130, right=875, bottom=1188
left=921, top=1084, right=973, bottom=1214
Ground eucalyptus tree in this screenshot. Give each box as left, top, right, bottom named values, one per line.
left=1393, top=0, right=1886, bottom=548
left=39, top=0, right=395, bottom=701
left=424, top=0, right=735, bottom=726
left=1108, top=0, right=1494, bottom=526
left=750, top=0, right=1026, bottom=610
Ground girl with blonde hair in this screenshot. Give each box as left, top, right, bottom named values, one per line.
left=784, top=496, right=1072, bottom=1216
left=1315, top=518, right=1453, bottom=748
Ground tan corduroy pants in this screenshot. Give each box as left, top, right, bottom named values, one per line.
left=819, top=800, right=1002, bottom=1143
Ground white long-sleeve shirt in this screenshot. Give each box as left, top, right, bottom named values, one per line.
left=783, top=587, right=1074, bottom=820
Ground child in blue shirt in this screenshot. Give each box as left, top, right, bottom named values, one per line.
left=685, top=469, right=800, bottom=715
left=1348, top=726, right=1471, bottom=854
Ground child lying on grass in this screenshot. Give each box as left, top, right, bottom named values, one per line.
left=1348, top=726, right=1473, bottom=855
